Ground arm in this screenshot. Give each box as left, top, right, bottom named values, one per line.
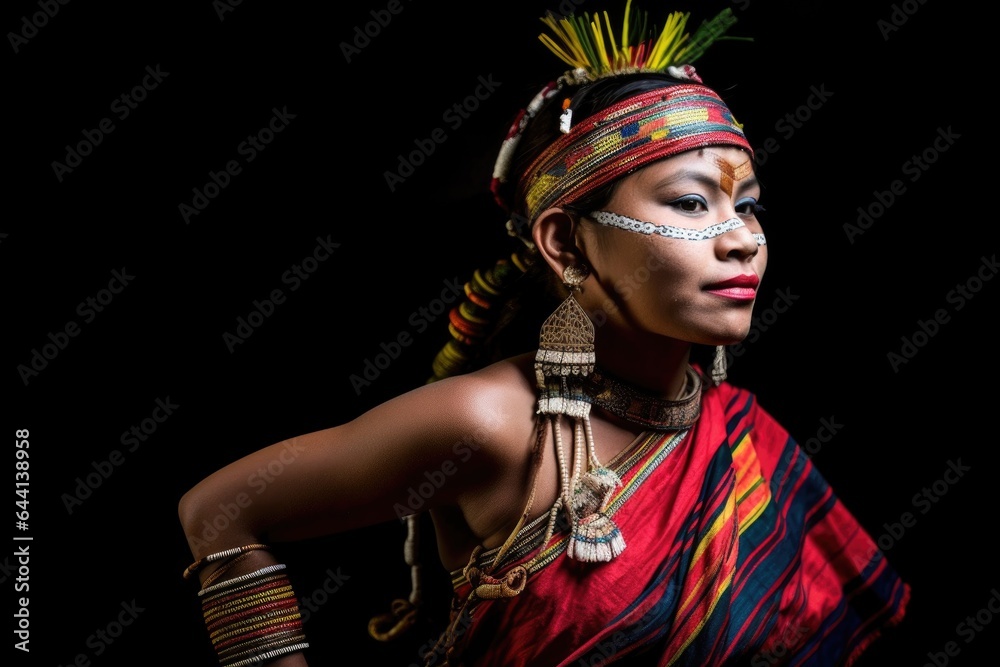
left=177, top=368, right=523, bottom=665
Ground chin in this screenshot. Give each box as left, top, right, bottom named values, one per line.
left=709, top=329, right=752, bottom=347
left=674, top=331, right=747, bottom=348
left=701, top=337, right=745, bottom=348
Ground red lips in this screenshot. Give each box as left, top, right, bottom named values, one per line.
left=706, top=274, right=759, bottom=289
left=704, top=274, right=759, bottom=302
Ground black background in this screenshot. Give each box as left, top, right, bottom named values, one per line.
left=6, top=0, right=996, bottom=665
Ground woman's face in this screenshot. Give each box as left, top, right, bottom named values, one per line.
left=578, top=145, right=767, bottom=346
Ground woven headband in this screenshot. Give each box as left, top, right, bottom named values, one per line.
left=489, top=5, right=752, bottom=242
left=518, top=83, right=752, bottom=223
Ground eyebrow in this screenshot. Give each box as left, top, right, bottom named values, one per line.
left=651, top=170, right=718, bottom=191
left=734, top=174, right=760, bottom=197
left=651, top=169, right=760, bottom=196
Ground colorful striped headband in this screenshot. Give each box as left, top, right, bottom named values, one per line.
left=518, top=83, right=753, bottom=224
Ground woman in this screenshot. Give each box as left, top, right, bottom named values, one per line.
left=178, top=5, right=909, bottom=665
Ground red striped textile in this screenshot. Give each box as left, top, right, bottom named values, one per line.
left=428, top=381, right=909, bottom=666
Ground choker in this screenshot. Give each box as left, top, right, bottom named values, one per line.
left=581, top=365, right=703, bottom=430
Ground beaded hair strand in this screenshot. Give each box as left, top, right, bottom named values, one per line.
left=366, top=251, right=533, bottom=644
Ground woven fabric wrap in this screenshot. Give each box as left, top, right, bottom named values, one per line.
left=519, top=84, right=752, bottom=222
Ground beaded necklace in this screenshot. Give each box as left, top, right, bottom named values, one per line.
left=582, top=365, right=703, bottom=431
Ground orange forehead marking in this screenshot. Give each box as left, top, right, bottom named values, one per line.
left=703, top=150, right=753, bottom=197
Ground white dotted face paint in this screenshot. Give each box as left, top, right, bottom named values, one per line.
left=588, top=210, right=767, bottom=246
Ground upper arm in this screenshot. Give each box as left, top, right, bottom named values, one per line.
left=178, top=365, right=531, bottom=555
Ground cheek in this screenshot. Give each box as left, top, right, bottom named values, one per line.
left=601, top=237, right=700, bottom=287
left=592, top=234, right=647, bottom=278
left=617, top=246, right=695, bottom=306
left=641, top=240, right=702, bottom=282
left=591, top=232, right=711, bottom=302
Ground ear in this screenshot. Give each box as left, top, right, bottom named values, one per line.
left=531, top=207, right=588, bottom=281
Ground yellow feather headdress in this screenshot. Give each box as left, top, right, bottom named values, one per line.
left=538, top=0, right=746, bottom=82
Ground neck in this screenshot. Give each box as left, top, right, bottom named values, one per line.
left=592, top=328, right=693, bottom=399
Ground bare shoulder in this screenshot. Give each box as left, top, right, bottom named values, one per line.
left=339, top=351, right=539, bottom=471
left=442, top=351, right=536, bottom=411
left=179, top=352, right=542, bottom=548
left=392, top=352, right=543, bottom=557
left=398, top=351, right=538, bottom=463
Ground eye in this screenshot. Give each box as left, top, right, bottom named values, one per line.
left=667, top=195, right=707, bottom=213
left=735, top=197, right=763, bottom=217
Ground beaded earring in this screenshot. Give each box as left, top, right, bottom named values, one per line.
left=535, top=264, right=625, bottom=562
left=712, top=345, right=727, bottom=386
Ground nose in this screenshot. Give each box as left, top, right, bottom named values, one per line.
left=715, top=217, right=759, bottom=261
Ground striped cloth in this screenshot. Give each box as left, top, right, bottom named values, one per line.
left=520, top=85, right=752, bottom=223
left=431, top=381, right=909, bottom=666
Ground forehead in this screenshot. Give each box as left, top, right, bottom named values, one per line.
left=610, top=147, right=757, bottom=202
